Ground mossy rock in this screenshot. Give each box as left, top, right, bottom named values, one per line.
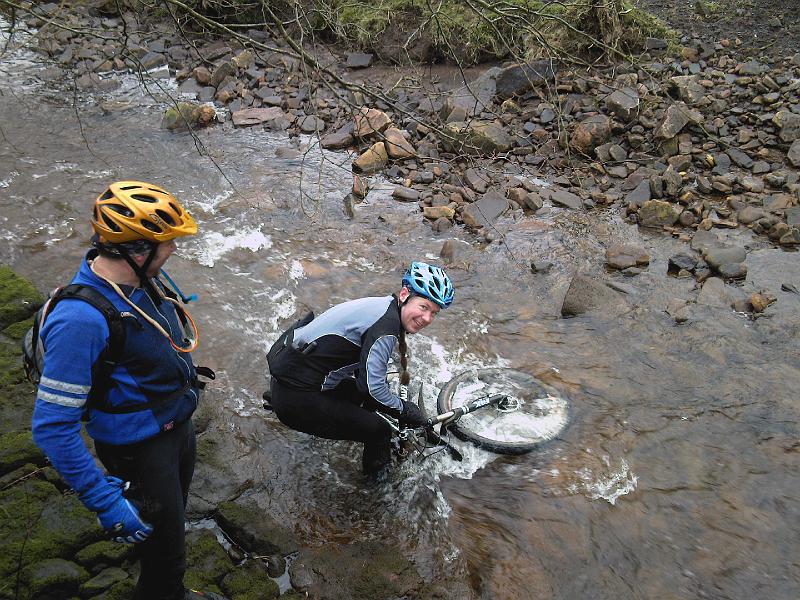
left=78, top=566, right=129, bottom=597
left=220, top=560, right=279, bottom=600
left=2, top=314, right=34, bottom=341
left=0, top=338, right=36, bottom=436
left=0, top=480, right=103, bottom=581
left=92, top=576, right=136, bottom=600
left=23, top=557, right=89, bottom=600
left=74, top=541, right=134, bottom=574
left=0, top=266, right=43, bottom=330
left=184, top=529, right=234, bottom=592
left=215, top=500, right=299, bottom=556
left=289, top=541, right=423, bottom=600
left=0, top=430, right=45, bottom=476
left=0, top=461, right=39, bottom=488
left=195, top=435, right=224, bottom=469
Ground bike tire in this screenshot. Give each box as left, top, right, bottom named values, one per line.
left=437, top=368, right=569, bottom=455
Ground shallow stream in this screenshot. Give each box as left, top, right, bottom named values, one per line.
left=2, top=21, right=798, bottom=599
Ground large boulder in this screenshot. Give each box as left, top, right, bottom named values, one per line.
left=560, top=274, right=628, bottom=317
left=22, top=558, right=89, bottom=600
left=461, top=192, right=509, bottom=229
left=352, top=142, right=388, bottom=174
left=443, top=67, right=499, bottom=117
left=638, top=200, right=680, bottom=227
left=654, top=102, right=703, bottom=139
left=495, top=60, right=559, bottom=99
left=604, top=87, right=640, bottom=121
left=0, top=266, right=43, bottom=329
left=570, top=115, right=611, bottom=155
left=354, top=107, right=391, bottom=138
left=442, top=121, right=513, bottom=155
left=215, top=500, right=299, bottom=557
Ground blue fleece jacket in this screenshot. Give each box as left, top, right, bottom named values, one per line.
left=31, top=253, right=199, bottom=497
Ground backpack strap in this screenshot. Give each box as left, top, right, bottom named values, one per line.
left=46, top=284, right=127, bottom=409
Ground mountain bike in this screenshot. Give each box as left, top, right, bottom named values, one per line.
left=382, top=367, right=570, bottom=461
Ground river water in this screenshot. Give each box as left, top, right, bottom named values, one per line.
left=2, top=19, right=799, bottom=600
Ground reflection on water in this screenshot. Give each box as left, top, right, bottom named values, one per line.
left=1, top=28, right=799, bottom=599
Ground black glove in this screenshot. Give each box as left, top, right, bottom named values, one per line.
left=400, top=400, right=427, bottom=428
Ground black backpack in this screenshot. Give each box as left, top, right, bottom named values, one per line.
left=23, top=284, right=126, bottom=408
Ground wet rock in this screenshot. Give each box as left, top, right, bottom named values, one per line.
left=442, top=121, right=513, bottom=155
left=737, top=206, right=766, bottom=224
left=78, top=567, right=129, bottom=596
left=231, top=106, right=284, bottom=127
left=23, top=558, right=89, bottom=599
left=352, top=142, right=388, bottom=174
left=738, top=60, right=768, bottom=75
left=549, top=189, right=583, bottom=210
left=668, top=253, right=698, bottom=274
left=665, top=298, right=690, bottom=323
left=210, top=61, right=236, bottom=88
left=184, top=530, right=234, bottom=592
left=727, top=148, right=753, bottom=169
left=638, top=200, right=680, bottom=227
left=655, top=103, right=703, bottom=139
left=605, top=244, right=650, bottom=270
left=139, top=51, right=166, bottom=70
left=392, top=186, right=420, bottom=202
left=697, top=277, right=734, bottom=307
left=383, top=128, right=415, bottom=159
left=495, top=60, right=559, bottom=99
left=788, top=140, right=800, bottom=168
left=463, top=168, right=489, bottom=193
left=320, top=122, right=354, bottom=150
left=717, top=262, right=748, bottom=279
left=298, top=115, right=325, bottom=133
left=275, top=147, right=302, bottom=159
left=290, top=541, right=423, bottom=600
left=221, top=560, right=279, bottom=600
left=75, top=73, right=120, bottom=91
left=786, top=207, right=800, bottom=227
left=461, top=191, right=509, bottom=229
left=780, top=228, right=800, bottom=245
left=560, top=274, right=627, bottom=317
left=662, top=165, right=682, bottom=197
left=346, top=52, right=373, bottom=69
left=571, top=115, right=611, bottom=155
left=444, top=67, right=498, bottom=117
left=750, top=292, right=775, bottom=313
left=354, top=107, right=391, bottom=138
left=161, top=102, right=216, bottom=131
left=423, top=206, right=455, bottom=220
left=704, top=245, right=746, bottom=269
left=773, top=110, right=800, bottom=143
left=625, top=180, right=651, bottom=207
left=669, top=75, right=706, bottom=104
left=74, top=541, right=133, bottom=574
left=530, top=260, right=553, bottom=273
left=439, top=240, right=456, bottom=262
left=604, top=87, right=639, bottom=121
left=352, top=175, right=368, bottom=199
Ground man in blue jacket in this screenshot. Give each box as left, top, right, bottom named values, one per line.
left=32, top=181, right=224, bottom=600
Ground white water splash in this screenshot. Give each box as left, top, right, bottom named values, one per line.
left=288, top=260, right=305, bottom=281
left=190, top=229, right=272, bottom=267
left=568, top=457, right=638, bottom=505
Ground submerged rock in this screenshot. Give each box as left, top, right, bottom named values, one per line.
left=560, top=274, right=628, bottom=317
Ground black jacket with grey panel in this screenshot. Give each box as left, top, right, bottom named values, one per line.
left=267, top=295, right=404, bottom=415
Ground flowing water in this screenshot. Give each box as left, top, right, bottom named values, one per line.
left=2, top=19, right=799, bottom=599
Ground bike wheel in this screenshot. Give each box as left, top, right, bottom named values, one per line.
left=437, top=368, right=569, bottom=455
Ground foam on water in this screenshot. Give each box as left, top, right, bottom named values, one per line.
left=188, top=229, right=272, bottom=267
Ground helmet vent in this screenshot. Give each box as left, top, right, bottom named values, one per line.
left=106, top=204, right=134, bottom=217
left=141, top=220, right=163, bottom=233
left=131, top=194, right=158, bottom=203
left=155, top=209, right=176, bottom=226
left=169, top=202, right=182, bottom=215
left=100, top=189, right=115, bottom=200
left=119, top=185, right=141, bottom=190
left=101, top=213, right=122, bottom=232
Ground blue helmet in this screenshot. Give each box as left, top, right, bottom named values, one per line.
left=402, top=261, right=454, bottom=308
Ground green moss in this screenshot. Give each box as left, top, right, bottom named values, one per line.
left=0, top=480, right=103, bottom=583
left=23, top=558, right=89, bottom=599
left=184, top=530, right=234, bottom=592
left=0, top=266, right=43, bottom=330
left=0, top=430, right=45, bottom=476
left=74, top=541, right=134, bottom=571
left=2, top=315, right=34, bottom=342
left=93, top=576, right=136, bottom=600
left=220, top=560, right=279, bottom=600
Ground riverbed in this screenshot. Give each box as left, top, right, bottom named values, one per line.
left=1, top=18, right=799, bottom=599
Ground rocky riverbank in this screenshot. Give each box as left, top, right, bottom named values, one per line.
left=11, top=0, right=800, bottom=320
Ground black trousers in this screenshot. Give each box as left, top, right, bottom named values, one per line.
left=95, top=419, right=196, bottom=600
left=270, top=379, right=393, bottom=474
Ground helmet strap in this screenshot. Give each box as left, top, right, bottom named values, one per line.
left=116, top=245, right=162, bottom=303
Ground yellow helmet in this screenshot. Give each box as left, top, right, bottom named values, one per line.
left=92, top=181, right=197, bottom=244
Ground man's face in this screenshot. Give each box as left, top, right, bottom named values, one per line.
left=133, top=239, right=177, bottom=277
left=400, top=290, right=441, bottom=334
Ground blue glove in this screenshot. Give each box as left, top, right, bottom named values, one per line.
left=80, top=476, right=153, bottom=544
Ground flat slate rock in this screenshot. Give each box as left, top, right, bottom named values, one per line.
left=461, top=191, right=509, bottom=229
